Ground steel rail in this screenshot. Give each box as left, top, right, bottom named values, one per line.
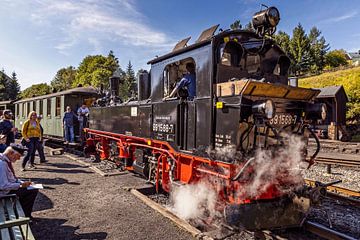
left=315, top=157, right=360, bottom=167
left=304, top=179, right=360, bottom=198
left=304, top=221, right=357, bottom=240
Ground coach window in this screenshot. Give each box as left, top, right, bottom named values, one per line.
left=55, top=97, right=61, bottom=116
left=47, top=99, right=51, bottom=117
left=39, top=100, right=43, bottom=115
left=163, top=58, right=196, bottom=99
left=27, top=102, right=30, bottom=116
left=22, top=103, right=25, bottom=117
left=33, top=101, right=37, bottom=112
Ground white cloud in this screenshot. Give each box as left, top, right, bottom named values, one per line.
left=3, top=0, right=174, bottom=54
left=321, top=10, right=358, bottom=23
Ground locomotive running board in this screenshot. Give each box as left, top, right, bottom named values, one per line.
left=215, top=79, right=320, bottom=101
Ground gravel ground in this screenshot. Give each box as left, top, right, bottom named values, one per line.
left=13, top=152, right=194, bottom=240
left=308, top=198, right=360, bottom=239
left=303, top=164, right=360, bottom=191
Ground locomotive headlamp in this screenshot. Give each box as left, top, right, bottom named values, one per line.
left=252, top=6, right=280, bottom=36
left=252, top=99, right=276, bottom=119
left=305, top=103, right=327, bottom=121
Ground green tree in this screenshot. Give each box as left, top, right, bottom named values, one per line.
left=308, top=27, right=329, bottom=73
left=51, top=66, right=76, bottom=91
left=6, top=72, right=21, bottom=100
left=0, top=70, right=8, bottom=100
left=274, top=31, right=291, bottom=56
left=289, top=23, right=311, bottom=75
left=20, top=83, right=51, bottom=99
left=119, top=61, right=136, bottom=101
left=244, top=21, right=254, bottom=31
left=230, top=20, right=242, bottom=30
left=325, top=49, right=348, bottom=68
left=73, top=50, right=119, bottom=88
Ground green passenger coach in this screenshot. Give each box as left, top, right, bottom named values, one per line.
left=14, top=87, right=98, bottom=141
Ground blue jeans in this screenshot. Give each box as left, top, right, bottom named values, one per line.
left=31, top=140, right=46, bottom=163
left=64, top=125, right=74, bottom=142
left=22, top=138, right=38, bottom=168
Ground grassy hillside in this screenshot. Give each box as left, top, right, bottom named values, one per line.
left=299, top=66, right=360, bottom=120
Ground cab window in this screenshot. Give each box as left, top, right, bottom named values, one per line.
left=162, top=58, right=196, bottom=99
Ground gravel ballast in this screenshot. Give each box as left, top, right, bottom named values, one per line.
left=14, top=153, right=193, bottom=240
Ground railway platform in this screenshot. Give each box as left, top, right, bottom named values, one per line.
left=12, top=151, right=193, bottom=240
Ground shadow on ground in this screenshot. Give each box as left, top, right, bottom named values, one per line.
left=26, top=177, right=80, bottom=187
left=33, top=191, right=53, bottom=212
left=31, top=218, right=107, bottom=240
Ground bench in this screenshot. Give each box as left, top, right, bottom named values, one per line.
left=0, top=195, right=35, bottom=240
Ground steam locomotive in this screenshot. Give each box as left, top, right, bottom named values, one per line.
left=85, top=7, right=327, bottom=230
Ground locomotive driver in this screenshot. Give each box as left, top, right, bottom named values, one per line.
left=164, top=62, right=196, bottom=100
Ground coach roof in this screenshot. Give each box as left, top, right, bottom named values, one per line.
left=14, top=86, right=98, bottom=104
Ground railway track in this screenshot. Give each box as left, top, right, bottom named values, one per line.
left=305, top=179, right=360, bottom=207
left=304, top=221, right=357, bottom=240
left=312, top=152, right=360, bottom=168
left=315, top=156, right=360, bottom=168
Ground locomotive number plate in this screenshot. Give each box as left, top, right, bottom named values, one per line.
left=269, top=114, right=297, bottom=125
left=153, top=123, right=175, bottom=133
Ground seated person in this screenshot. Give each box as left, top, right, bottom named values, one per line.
left=164, top=62, right=196, bottom=100
left=0, top=144, right=38, bottom=218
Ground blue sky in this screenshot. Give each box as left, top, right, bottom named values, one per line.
left=0, top=0, right=359, bottom=90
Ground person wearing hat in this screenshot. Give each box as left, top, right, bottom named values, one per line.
left=0, top=110, right=18, bottom=152
left=0, top=144, right=38, bottom=218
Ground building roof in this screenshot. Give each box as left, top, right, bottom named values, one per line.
left=347, top=50, right=360, bottom=60
left=315, top=85, right=348, bottom=101
left=0, top=100, right=15, bottom=105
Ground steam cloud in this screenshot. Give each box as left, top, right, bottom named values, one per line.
left=169, top=134, right=308, bottom=222
left=169, top=182, right=218, bottom=221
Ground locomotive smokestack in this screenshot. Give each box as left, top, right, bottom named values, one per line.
left=109, top=76, right=120, bottom=97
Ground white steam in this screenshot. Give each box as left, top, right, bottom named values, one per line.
left=169, top=134, right=308, bottom=222
left=169, top=182, right=218, bottom=221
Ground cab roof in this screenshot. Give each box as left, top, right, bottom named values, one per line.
left=147, top=29, right=261, bottom=65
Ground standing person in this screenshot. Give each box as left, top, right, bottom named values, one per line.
left=30, top=115, right=47, bottom=164
left=77, top=103, right=90, bottom=140
left=0, top=144, right=38, bottom=218
left=0, top=110, right=18, bottom=152
left=63, top=106, right=76, bottom=144
left=21, top=111, right=42, bottom=170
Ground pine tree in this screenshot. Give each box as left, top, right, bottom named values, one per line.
left=244, top=22, right=254, bottom=32
left=289, top=23, right=311, bottom=75
left=230, top=20, right=242, bottom=30
left=274, top=31, right=291, bottom=55
left=308, top=27, right=329, bottom=73
left=7, top=71, right=20, bottom=100
left=119, top=61, right=136, bottom=101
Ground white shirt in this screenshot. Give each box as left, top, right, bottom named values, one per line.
left=77, top=107, right=90, bottom=122
left=0, top=153, right=20, bottom=196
